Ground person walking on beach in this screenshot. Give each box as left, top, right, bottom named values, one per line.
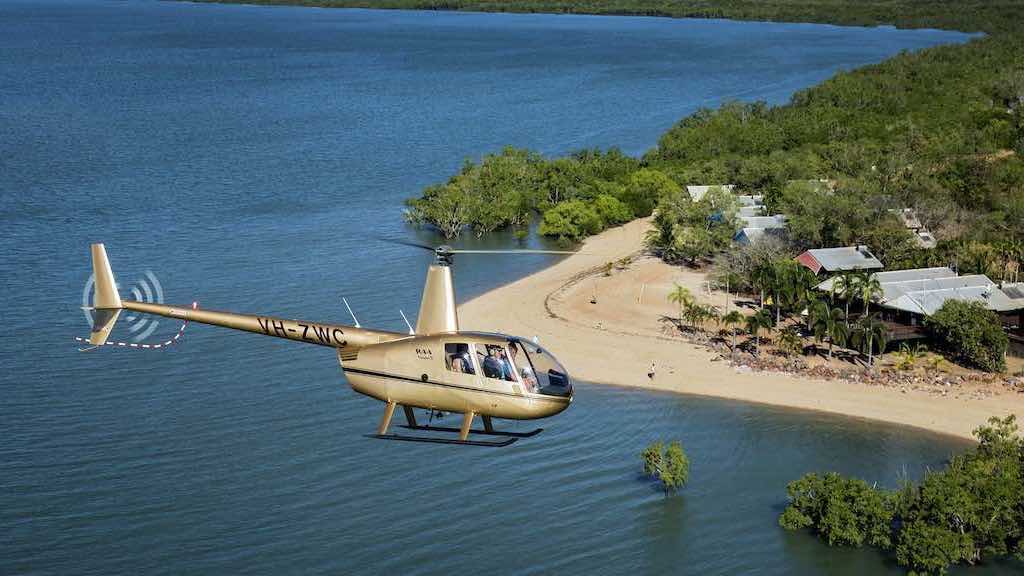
left=648, top=361, right=656, bottom=380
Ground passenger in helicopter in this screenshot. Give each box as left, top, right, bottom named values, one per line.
left=444, top=343, right=475, bottom=375
left=508, top=344, right=538, bottom=392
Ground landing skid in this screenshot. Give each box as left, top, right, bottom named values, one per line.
left=368, top=433, right=517, bottom=447
left=399, top=424, right=543, bottom=438
left=370, top=403, right=543, bottom=447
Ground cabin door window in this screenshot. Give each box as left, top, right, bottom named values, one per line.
left=444, top=343, right=476, bottom=375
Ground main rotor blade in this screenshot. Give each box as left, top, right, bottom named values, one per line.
left=449, top=249, right=580, bottom=255
left=373, top=236, right=436, bottom=251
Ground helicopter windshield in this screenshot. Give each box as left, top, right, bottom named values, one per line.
left=509, top=339, right=572, bottom=397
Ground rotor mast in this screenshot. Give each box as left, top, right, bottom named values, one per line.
left=414, top=246, right=459, bottom=335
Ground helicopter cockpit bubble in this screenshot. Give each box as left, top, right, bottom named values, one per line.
left=508, top=338, right=572, bottom=398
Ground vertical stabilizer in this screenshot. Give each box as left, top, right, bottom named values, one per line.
left=92, top=243, right=122, bottom=309
left=89, top=243, right=123, bottom=345
left=415, top=264, right=458, bottom=334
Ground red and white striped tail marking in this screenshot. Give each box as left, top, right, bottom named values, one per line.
left=75, top=302, right=197, bottom=350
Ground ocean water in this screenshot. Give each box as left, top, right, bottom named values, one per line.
left=3, top=1, right=1013, bottom=574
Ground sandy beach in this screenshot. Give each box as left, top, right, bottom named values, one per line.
left=460, top=218, right=1024, bottom=441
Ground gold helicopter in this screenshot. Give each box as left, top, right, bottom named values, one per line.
left=81, top=241, right=575, bottom=447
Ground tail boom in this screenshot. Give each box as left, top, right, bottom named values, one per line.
left=123, top=301, right=403, bottom=351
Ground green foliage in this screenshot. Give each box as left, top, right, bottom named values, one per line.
left=781, top=415, right=1024, bottom=575
left=927, top=300, right=1008, bottom=372
left=895, top=520, right=974, bottom=575
left=896, top=342, right=928, bottom=371
left=777, top=327, right=804, bottom=356
left=592, top=193, right=634, bottom=227
left=654, top=101, right=783, bottom=164
left=721, top=309, right=745, bottom=356
left=779, top=472, right=895, bottom=548
left=642, top=440, right=690, bottom=494
left=744, top=307, right=773, bottom=353
left=405, top=146, right=639, bottom=239
left=645, top=185, right=740, bottom=264
left=850, top=313, right=888, bottom=367
left=620, top=168, right=680, bottom=217
left=537, top=200, right=602, bottom=242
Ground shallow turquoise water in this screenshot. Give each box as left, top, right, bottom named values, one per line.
left=3, top=1, right=1013, bottom=574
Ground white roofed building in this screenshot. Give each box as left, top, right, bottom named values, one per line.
left=815, top=267, right=1024, bottom=342
left=734, top=214, right=786, bottom=246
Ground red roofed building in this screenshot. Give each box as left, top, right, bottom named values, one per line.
left=796, top=246, right=884, bottom=275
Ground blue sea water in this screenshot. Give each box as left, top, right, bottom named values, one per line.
left=3, top=1, right=1013, bottom=574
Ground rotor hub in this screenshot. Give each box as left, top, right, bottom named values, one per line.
left=435, top=245, right=454, bottom=266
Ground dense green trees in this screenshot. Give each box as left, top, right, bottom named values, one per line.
left=537, top=200, right=602, bottom=241
left=781, top=415, right=1024, bottom=574
left=927, top=301, right=1009, bottom=373
left=779, top=472, right=894, bottom=548
left=405, top=146, right=639, bottom=239
left=645, top=185, right=739, bottom=264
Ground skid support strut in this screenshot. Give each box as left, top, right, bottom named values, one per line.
left=377, top=401, right=397, bottom=435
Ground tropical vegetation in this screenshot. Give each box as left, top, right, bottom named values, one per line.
left=780, top=415, right=1024, bottom=575
left=927, top=300, right=1009, bottom=373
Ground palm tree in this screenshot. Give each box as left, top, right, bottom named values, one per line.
left=825, top=307, right=848, bottom=361
left=751, top=262, right=773, bottom=308
left=832, top=273, right=856, bottom=323
left=802, top=290, right=825, bottom=332
left=744, top=308, right=773, bottom=355
left=770, top=260, right=789, bottom=324
left=808, top=299, right=831, bottom=353
left=667, top=284, right=693, bottom=327
left=704, top=304, right=722, bottom=331
left=857, top=273, right=883, bottom=315
left=682, top=300, right=701, bottom=331
left=721, top=310, right=744, bottom=359
left=851, top=314, right=888, bottom=368
left=777, top=327, right=804, bottom=357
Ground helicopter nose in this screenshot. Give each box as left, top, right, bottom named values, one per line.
left=538, top=375, right=573, bottom=399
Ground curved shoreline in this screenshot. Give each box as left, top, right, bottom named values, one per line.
left=459, top=218, right=1024, bottom=441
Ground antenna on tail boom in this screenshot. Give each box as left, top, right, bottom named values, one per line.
left=342, top=297, right=361, bottom=328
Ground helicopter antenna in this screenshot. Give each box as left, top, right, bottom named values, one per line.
left=342, top=297, right=361, bottom=328
left=399, top=309, right=415, bottom=335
